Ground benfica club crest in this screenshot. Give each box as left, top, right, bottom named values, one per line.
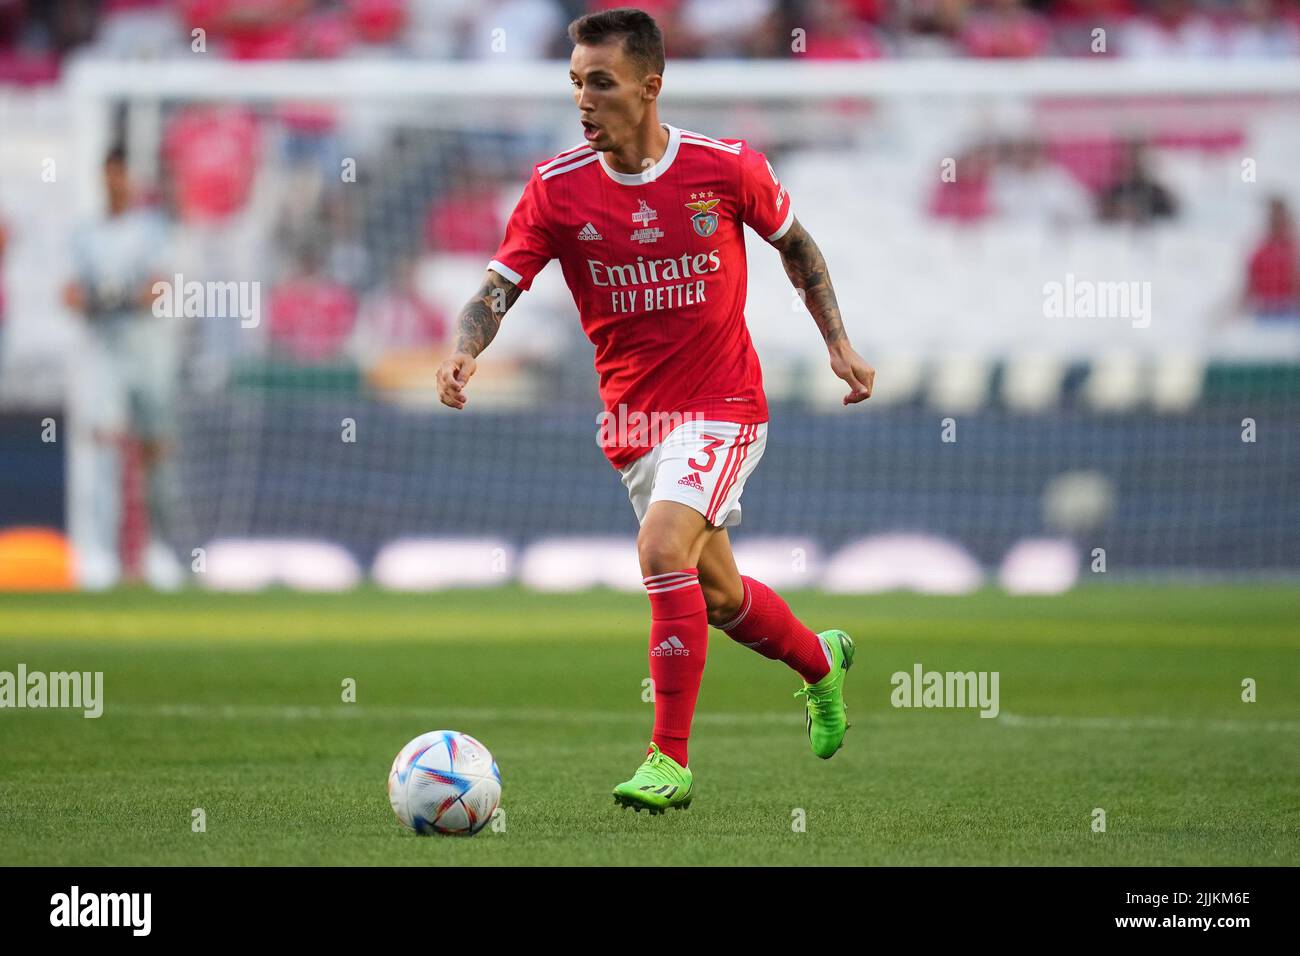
left=685, top=196, right=720, bottom=238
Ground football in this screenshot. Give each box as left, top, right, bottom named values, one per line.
left=388, top=731, right=502, bottom=836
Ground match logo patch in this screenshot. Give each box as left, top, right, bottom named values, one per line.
left=685, top=195, right=720, bottom=238
left=631, top=199, right=658, bottom=226
left=630, top=200, right=663, bottom=244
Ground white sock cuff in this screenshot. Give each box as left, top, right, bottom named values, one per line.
left=644, top=569, right=699, bottom=595
left=718, top=578, right=753, bottom=632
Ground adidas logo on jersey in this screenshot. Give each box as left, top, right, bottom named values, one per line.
left=651, top=635, right=689, bottom=657
left=578, top=222, right=603, bottom=241
left=677, top=471, right=705, bottom=492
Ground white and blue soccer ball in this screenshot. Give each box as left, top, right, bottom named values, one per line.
left=388, top=730, right=502, bottom=836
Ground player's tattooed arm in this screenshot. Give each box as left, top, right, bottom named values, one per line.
left=771, top=217, right=848, bottom=348
left=454, top=270, right=521, bottom=357
left=437, top=269, right=522, bottom=410
left=771, top=218, right=875, bottom=404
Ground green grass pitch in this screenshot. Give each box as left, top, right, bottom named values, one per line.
left=1, top=585, right=1296, bottom=866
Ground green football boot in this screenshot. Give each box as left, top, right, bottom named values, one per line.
left=611, top=743, right=694, bottom=814
left=794, top=629, right=855, bottom=759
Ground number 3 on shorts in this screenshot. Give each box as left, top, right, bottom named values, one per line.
left=689, top=435, right=726, bottom=472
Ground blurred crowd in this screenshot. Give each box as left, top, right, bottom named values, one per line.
left=47, top=106, right=1289, bottom=378
left=1, top=98, right=1296, bottom=383
left=0, top=0, right=1297, bottom=378
left=924, top=134, right=1296, bottom=314
left=0, top=0, right=1298, bottom=81
left=929, top=138, right=1180, bottom=226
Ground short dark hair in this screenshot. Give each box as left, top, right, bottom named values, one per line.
left=567, top=7, right=665, bottom=78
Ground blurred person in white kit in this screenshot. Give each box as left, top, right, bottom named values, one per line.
left=64, top=146, right=185, bottom=590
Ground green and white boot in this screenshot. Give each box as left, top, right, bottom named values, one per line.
left=611, top=743, right=694, bottom=814
left=794, top=629, right=855, bottom=759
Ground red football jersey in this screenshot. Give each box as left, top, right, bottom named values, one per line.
left=488, top=123, right=794, bottom=469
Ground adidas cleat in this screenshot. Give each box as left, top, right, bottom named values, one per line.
left=794, top=629, right=855, bottom=759
left=611, top=743, right=694, bottom=815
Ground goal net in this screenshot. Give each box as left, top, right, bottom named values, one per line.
left=63, top=59, right=1300, bottom=591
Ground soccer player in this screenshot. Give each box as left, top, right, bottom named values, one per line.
left=65, top=146, right=184, bottom=591
left=436, top=7, right=876, bottom=813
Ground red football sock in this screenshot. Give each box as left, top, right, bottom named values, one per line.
left=644, top=569, right=709, bottom=767
left=719, top=576, right=831, bottom=684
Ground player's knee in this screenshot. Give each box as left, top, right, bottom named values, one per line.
left=636, top=529, right=692, bottom=577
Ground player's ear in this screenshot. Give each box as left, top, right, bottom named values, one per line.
left=642, top=73, right=662, bottom=101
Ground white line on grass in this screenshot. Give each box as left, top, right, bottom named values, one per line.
left=111, top=703, right=799, bottom=726
left=107, top=703, right=1300, bottom=733
left=998, top=711, right=1300, bottom=734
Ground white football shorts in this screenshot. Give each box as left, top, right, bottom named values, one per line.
left=619, top=418, right=768, bottom=528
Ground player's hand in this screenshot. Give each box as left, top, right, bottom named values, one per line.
left=830, top=343, right=874, bottom=405
left=437, top=351, right=477, bottom=409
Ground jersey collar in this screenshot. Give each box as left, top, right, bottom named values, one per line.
left=598, top=124, right=681, bottom=186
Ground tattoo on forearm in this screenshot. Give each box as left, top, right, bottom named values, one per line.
left=454, top=271, right=521, bottom=357
left=774, top=220, right=847, bottom=348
